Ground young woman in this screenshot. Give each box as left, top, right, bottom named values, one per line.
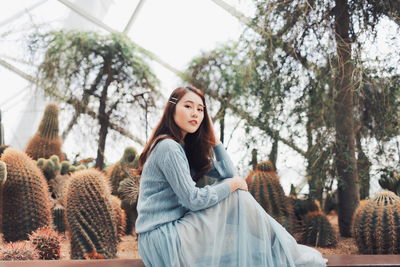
left=136, top=86, right=327, bottom=267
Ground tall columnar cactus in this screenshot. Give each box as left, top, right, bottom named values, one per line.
left=299, top=211, right=337, bottom=247
left=107, top=146, right=137, bottom=196
left=248, top=170, right=295, bottom=233
left=53, top=203, right=66, bottom=233
left=353, top=191, right=400, bottom=254
left=29, top=228, right=62, bottom=260
left=0, top=148, right=51, bottom=242
left=64, top=169, right=118, bottom=259
left=25, top=103, right=64, bottom=161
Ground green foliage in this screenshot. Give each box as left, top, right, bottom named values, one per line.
left=353, top=191, right=400, bottom=254
left=0, top=241, right=39, bottom=260
left=248, top=169, right=295, bottom=233
left=25, top=103, right=64, bottom=161
left=29, top=228, right=62, bottom=260
left=64, top=169, right=118, bottom=259
left=0, top=148, right=51, bottom=242
left=299, top=211, right=337, bottom=248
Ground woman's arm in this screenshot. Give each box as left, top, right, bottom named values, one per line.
left=206, top=143, right=236, bottom=179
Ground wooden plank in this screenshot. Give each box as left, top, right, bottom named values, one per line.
left=0, top=259, right=145, bottom=267
left=326, top=255, right=400, bottom=267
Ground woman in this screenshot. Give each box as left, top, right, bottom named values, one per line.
left=136, top=86, right=327, bottom=267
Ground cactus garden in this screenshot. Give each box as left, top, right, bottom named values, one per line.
left=1, top=2, right=400, bottom=263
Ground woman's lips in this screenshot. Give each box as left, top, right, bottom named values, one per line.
left=189, top=120, right=198, bottom=126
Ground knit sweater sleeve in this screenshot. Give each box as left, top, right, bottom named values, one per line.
left=206, top=143, right=236, bottom=179
left=158, top=140, right=231, bottom=211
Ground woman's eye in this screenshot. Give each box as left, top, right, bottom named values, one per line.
left=198, top=109, right=204, bottom=112
left=184, top=105, right=192, bottom=109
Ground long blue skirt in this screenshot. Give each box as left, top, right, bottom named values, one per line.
left=138, top=189, right=326, bottom=267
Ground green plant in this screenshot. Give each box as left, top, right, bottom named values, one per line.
left=353, top=191, right=400, bottom=254
left=0, top=148, right=51, bottom=242
left=64, top=169, right=118, bottom=259
left=289, top=197, right=321, bottom=222
left=299, top=211, right=337, bottom=247
left=29, top=227, right=62, bottom=260
left=107, top=147, right=137, bottom=196
left=25, top=103, right=64, bottom=161
left=0, top=241, right=39, bottom=260
left=248, top=170, right=295, bottom=233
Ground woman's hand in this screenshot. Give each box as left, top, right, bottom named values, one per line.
left=226, top=176, right=248, bottom=192
left=207, top=112, right=220, bottom=146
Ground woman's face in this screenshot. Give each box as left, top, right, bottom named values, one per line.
left=173, top=91, right=205, bottom=137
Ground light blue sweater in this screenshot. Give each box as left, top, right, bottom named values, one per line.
left=135, top=138, right=236, bottom=234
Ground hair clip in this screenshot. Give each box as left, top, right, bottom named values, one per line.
left=169, top=97, right=178, bottom=105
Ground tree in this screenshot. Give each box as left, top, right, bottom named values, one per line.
left=31, top=30, right=159, bottom=169
left=198, top=0, right=400, bottom=236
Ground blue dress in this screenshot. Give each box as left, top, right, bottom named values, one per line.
left=136, top=139, right=326, bottom=267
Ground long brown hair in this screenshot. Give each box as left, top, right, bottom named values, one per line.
left=138, top=86, right=215, bottom=182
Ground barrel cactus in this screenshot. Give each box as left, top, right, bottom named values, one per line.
left=248, top=170, right=295, bottom=233
left=29, top=228, right=62, bottom=260
left=255, top=160, right=276, bottom=172
left=25, top=103, right=64, bottom=161
left=64, top=169, right=119, bottom=259
left=299, top=211, right=337, bottom=247
left=106, top=146, right=137, bottom=196
left=353, top=190, right=400, bottom=254
left=110, top=196, right=127, bottom=239
left=0, top=148, right=52, bottom=242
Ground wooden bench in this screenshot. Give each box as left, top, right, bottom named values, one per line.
left=1, top=255, right=400, bottom=266
left=326, top=255, right=400, bottom=267
left=0, top=259, right=145, bottom=267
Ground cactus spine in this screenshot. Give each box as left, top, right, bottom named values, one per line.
left=0, top=148, right=51, bottom=242
left=53, top=203, right=66, bottom=233
left=25, top=103, right=64, bottom=161
left=248, top=167, right=295, bottom=233
left=299, top=211, right=337, bottom=247
left=65, top=169, right=118, bottom=259
left=353, top=191, right=400, bottom=254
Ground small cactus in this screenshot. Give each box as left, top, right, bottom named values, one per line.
left=107, top=147, right=137, bottom=196
left=65, top=169, right=119, bottom=259
left=25, top=103, right=64, bottom=161
left=378, top=168, right=400, bottom=195
left=353, top=190, right=400, bottom=254
left=118, top=172, right=140, bottom=234
left=0, top=241, right=39, bottom=260
left=53, top=203, right=66, bottom=233
left=29, top=228, right=62, bottom=260
left=299, top=211, right=337, bottom=247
